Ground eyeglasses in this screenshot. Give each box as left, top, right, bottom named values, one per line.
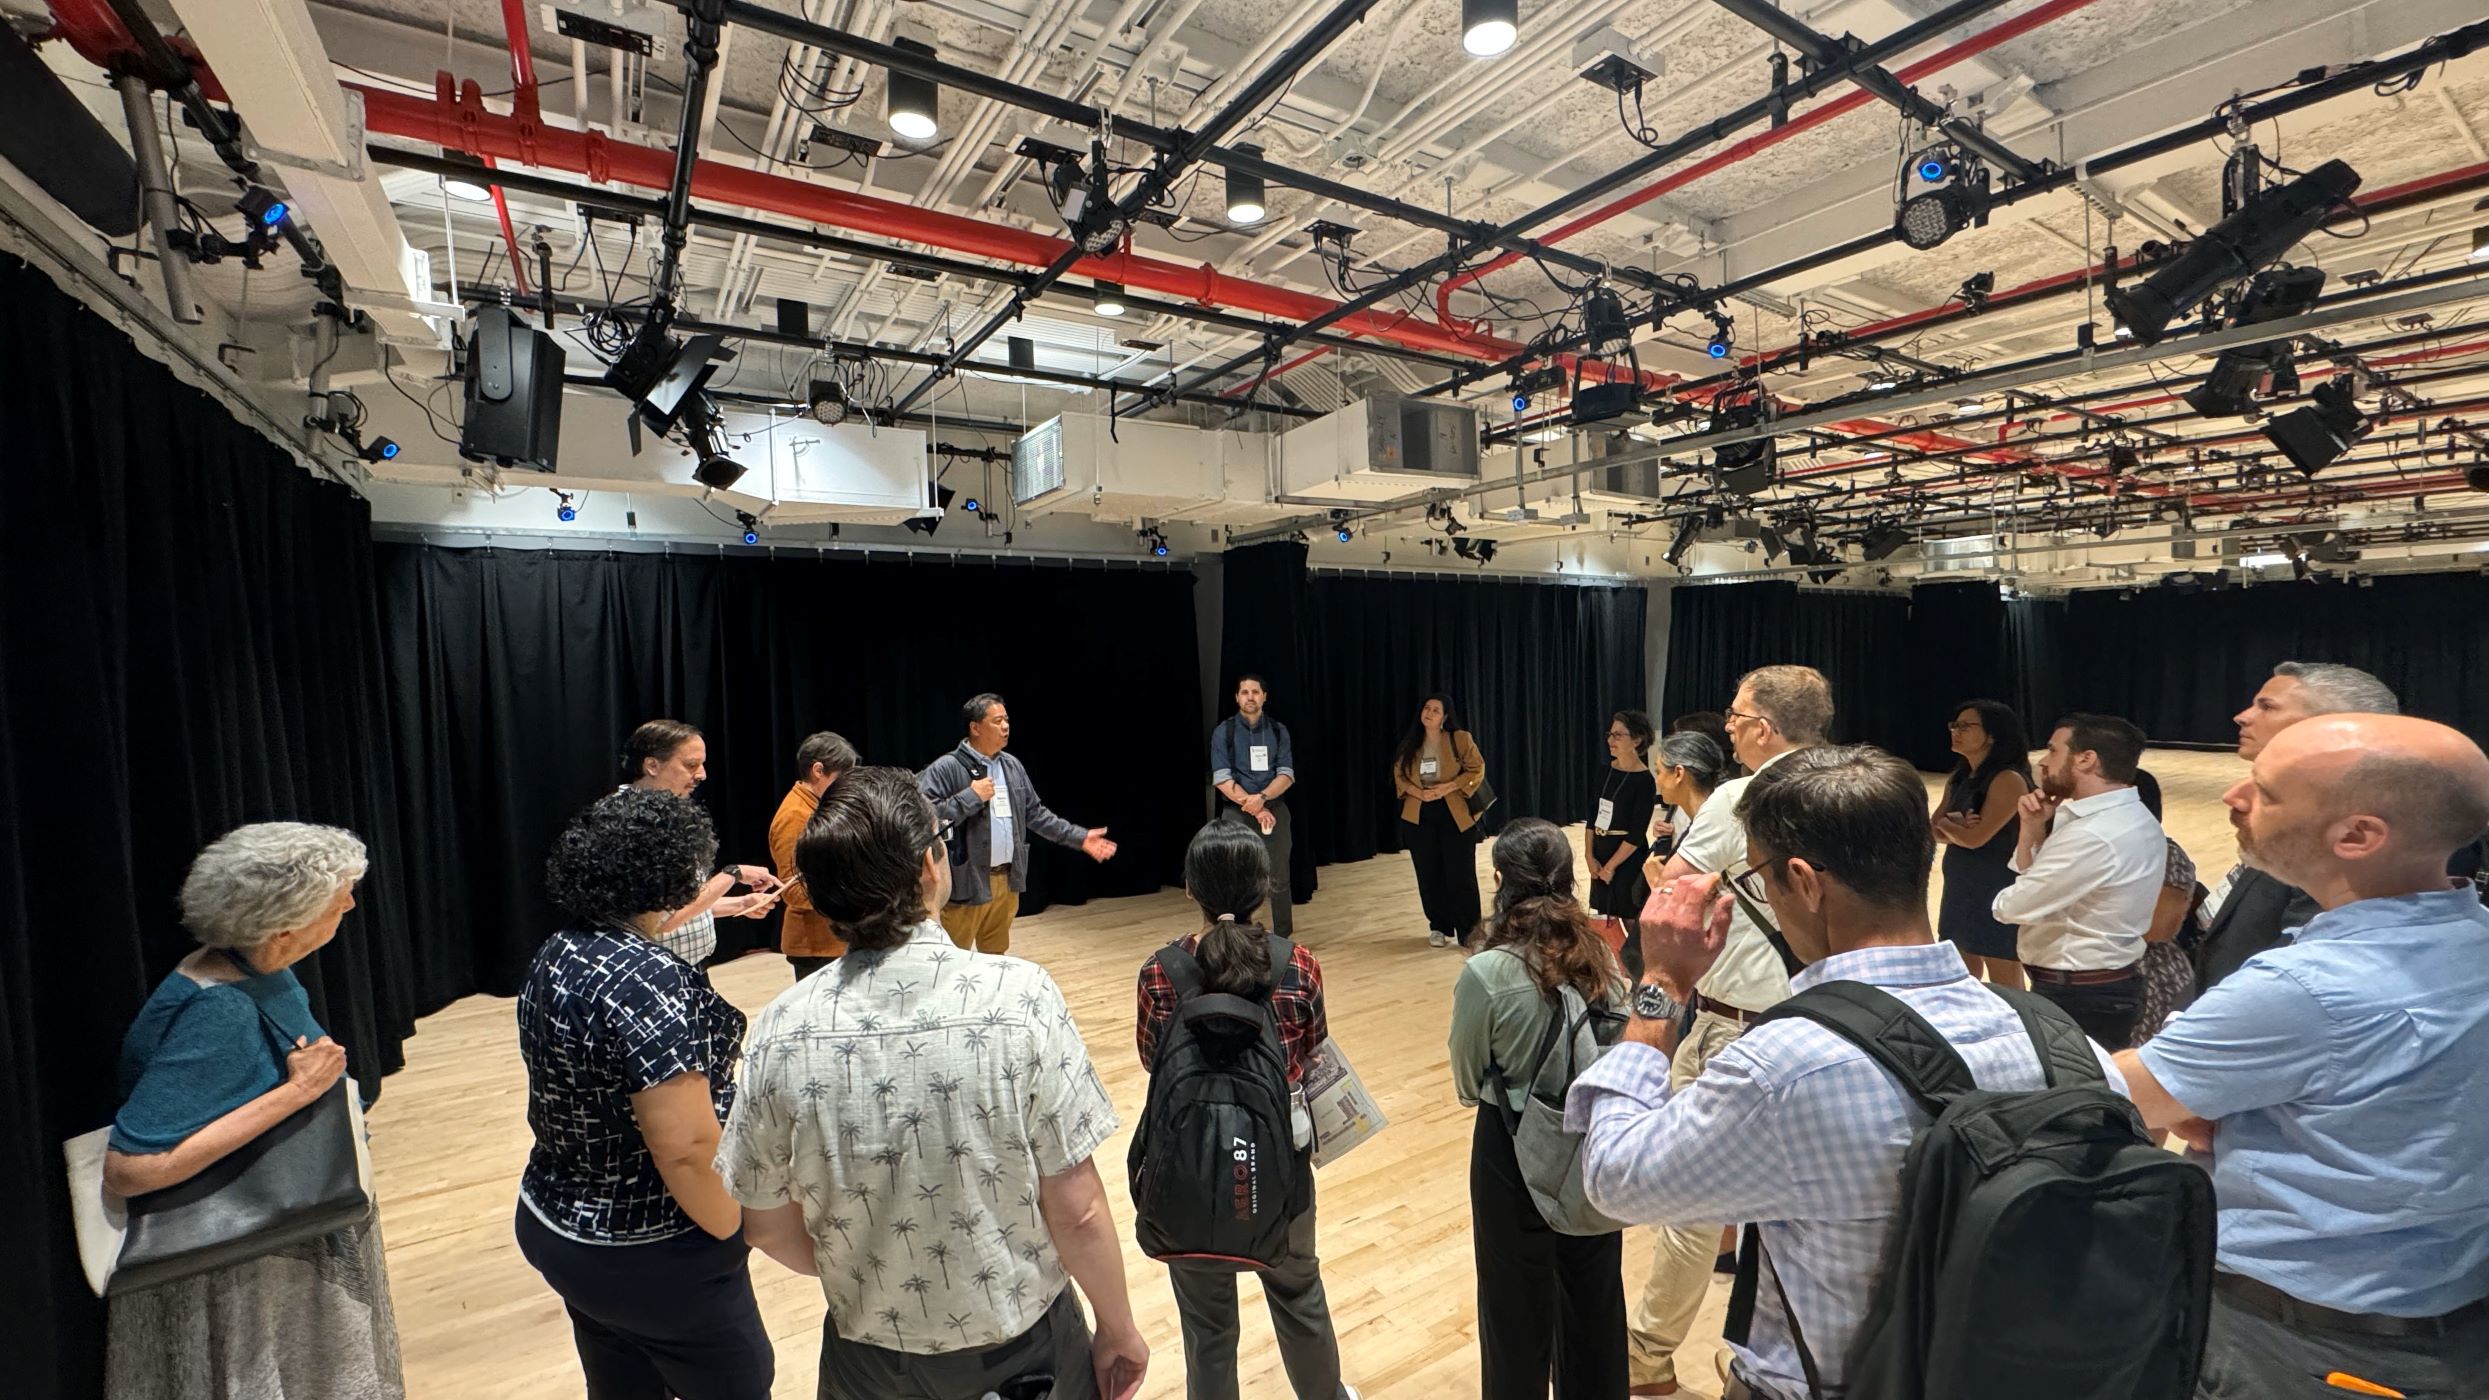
left=1946, top=720, right=1983, bottom=732
left=1606, top=729, right=1633, bottom=740
left=1727, top=852, right=1822, bottom=908
left=931, top=818, right=956, bottom=852
left=1725, top=707, right=1770, bottom=728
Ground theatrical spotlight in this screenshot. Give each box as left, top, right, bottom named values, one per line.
left=1225, top=144, right=1268, bottom=226
left=1462, top=0, right=1518, bottom=57
left=554, top=491, right=577, bottom=523
left=357, top=435, right=400, bottom=464
left=905, top=484, right=956, bottom=536
left=1335, top=525, right=1354, bottom=544
left=1140, top=526, right=1170, bottom=557
left=2466, top=455, right=2489, bottom=492
left=736, top=511, right=760, bottom=546
left=1663, top=516, right=1702, bottom=569
left=807, top=378, right=854, bottom=426
left=1703, top=311, right=1735, bottom=360
left=235, top=186, right=290, bottom=229
left=689, top=409, right=747, bottom=491
left=1895, top=146, right=1990, bottom=251
left=2262, top=378, right=2369, bottom=476
left=2183, top=265, right=2325, bottom=418
left=2107, top=159, right=2361, bottom=346
left=1453, top=537, right=1498, bottom=564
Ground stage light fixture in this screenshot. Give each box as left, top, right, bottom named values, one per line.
left=235, top=186, right=289, bottom=228
left=885, top=36, right=942, bottom=142
left=2107, top=159, right=2361, bottom=345
left=1139, top=526, right=1170, bottom=557
left=358, top=435, right=400, bottom=463
left=962, top=495, right=982, bottom=515
left=1225, top=144, right=1267, bottom=226
left=736, top=511, right=760, bottom=546
left=1512, top=394, right=1531, bottom=413
left=1092, top=281, right=1126, bottom=317
left=1335, top=526, right=1354, bottom=543
left=1916, top=151, right=1951, bottom=183
left=555, top=491, right=577, bottom=523
left=441, top=176, right=493, bottom=203
left=1462, top=0, right=1518, bottom=57
left=1706, top=335, right=1730, bottom=359
left=2261, top=378, right=2369, bottom=476
left=1860, top=523, right=1914, bottom=560
left=2467, top=456, right=2489, bottom=492
left=694, top=454, right=746, bottom=490
left=906, top=484, right=956, bottom=536
left=2472, top=228, right=2489, bottom=262
left=807, top=378, right=854, bottom=426
left=1897, top=183, right=1984, bottom=250
left=1663, top=516, right=1701, bottom=568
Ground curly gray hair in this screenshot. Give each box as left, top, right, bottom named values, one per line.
left=179, top=822, right=369, bottom=948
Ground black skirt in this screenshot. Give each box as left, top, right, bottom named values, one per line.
left=1938, top=837, right=2021, bottom=961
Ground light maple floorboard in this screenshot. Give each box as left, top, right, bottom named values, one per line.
left=371, top=748, right=2247, bottom=1400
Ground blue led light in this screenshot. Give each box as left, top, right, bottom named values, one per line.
left=1512, top=394, right=1530, bottom=413
left=1153, top=542, right=1170, bottom=557
left=743, top=529, right=760, bottom=545
left=556, top=504, right=576, bottom=522
left=1918, top=157, right=1948, bottom=183
left=377, top=439, right=399, bottom=459
left=962, top=497, right=981, bottom=513
left=1336, top=527, right=1353, bottom=543
left=260, top=200, right=289, bottom=226
left=1706, top=338, right=1730, bottom=359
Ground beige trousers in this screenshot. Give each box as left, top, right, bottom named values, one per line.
left=939, top=871, right=1020, bottom=954
left=1627, top=1008, right=1751, bottom=1389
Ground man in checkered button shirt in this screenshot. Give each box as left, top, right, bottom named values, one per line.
left=1566, top=746, right=2125, bottom=1400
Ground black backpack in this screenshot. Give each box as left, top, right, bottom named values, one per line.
left=1126, top=934, right=1307, bottom=1270
left=1724, top=980, right=2214, bottom=1400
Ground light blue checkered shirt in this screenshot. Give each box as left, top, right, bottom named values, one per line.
left=1565, top=940, right=2126, bottom=1398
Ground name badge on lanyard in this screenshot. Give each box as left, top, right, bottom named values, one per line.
left=1419, top=756, right=1440, bottom=780
left=1249, top=744, right=1271, bottom=773
left=1596, top=797, right=1616, bottom=831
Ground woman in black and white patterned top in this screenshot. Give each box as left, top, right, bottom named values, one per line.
left=514, top=788, right=773, bottom=1400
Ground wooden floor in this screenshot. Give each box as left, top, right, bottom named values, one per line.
left=371, top=749, right=2245, bottom=1400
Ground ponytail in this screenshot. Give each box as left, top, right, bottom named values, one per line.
left=1184, top=822, right=1276, bottom=995
left=1482, top=818, right=1620, bottom=1003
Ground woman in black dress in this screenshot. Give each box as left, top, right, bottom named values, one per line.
left=1932, top=699, right=2034, bottom=988
left=1587, top=709, right=1657, bottom=920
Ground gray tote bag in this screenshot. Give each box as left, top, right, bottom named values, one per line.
left=1486, top=984, right=1630, bottom=1237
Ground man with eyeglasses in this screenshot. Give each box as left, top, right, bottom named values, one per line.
left=920, top=693, right=1118, bottom=955
left=1569, top=745, right=2126, bottom=1400
left=1622, top=665, right=1827, bottom=1396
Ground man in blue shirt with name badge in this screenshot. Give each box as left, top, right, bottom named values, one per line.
left=1209, top=673, right=1297, bottom=937
left=2119, top=713, right=2489, bottom=1399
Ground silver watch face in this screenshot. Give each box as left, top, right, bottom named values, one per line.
left=1634, top=982, right=1677, bottom=1020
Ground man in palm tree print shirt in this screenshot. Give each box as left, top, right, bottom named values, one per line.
left=719, top=767, right=1148, bottom=1399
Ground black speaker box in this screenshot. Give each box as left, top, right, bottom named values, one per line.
left=460, top=307, right=566, bottom=471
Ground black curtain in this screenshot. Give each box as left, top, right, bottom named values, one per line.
left=1293, top=573, right=1646, bottom=869
left=0, top=256, right=422, bottom=1400
left=1659, top=582, right=1917, bottom=754
left=1904, top=580, right=2011, bottom=771
left=375, top=546, right=1206, bottom=988
left=2005, top=597, right=2071, bottom=739
left=2062, top=575, right=2489, bottom=743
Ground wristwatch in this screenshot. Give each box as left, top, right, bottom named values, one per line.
left=1632, top=979, right=1684, bottom=1023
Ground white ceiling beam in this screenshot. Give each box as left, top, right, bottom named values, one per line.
left=171, top=0, right=438, bottom=344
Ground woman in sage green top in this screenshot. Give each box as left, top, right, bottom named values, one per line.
left=1449, top=818, right=1628, bottom=1400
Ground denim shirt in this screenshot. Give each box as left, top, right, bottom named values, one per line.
left=2141, top=888, right=2489, bottom=1317
left=1210, top=713, right=1295, bottom=796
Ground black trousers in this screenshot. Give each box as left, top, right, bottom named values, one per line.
left=514, top=1204, right=774, bottom=1400
left=2029, top=967, right=2145, bottom=1050
left=1405, top=800, right=1482, bottom=941
left=1469, top=1105, right=1628, bottom=1400
left=2197, top=1285, right=2489, bottom=1400
left=818, top=1283, right=1097, bottom=1400
left=1221, top=797, right=1293, bottom=938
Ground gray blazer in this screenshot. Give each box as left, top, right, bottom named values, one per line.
left=2193, top=864, right=2322, bottom=992
left=919, top=742, right=1088, bottom=905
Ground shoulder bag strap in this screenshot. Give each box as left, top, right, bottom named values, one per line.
left=1721, top=1226, right=1826, bottom=1399
left=1485, top=982, right=1571, bottom=1134
left=1755, top=980, right=1979, bottom=1116
left=1987, top=983, right=2107, bottom=1086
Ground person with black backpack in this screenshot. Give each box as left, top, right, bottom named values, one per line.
left=1449, top=818, right=1631, bottom=1400
left=1131, top=821, right=1358, bottom=1400
left=1567, top=745, right=2214, bottom=1400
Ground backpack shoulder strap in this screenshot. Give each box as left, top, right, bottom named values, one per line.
left=1755, top=980, right=1978, bottom=1115
left=1262, top=933, right=1298, bottom=1000
left=1986, top=984, right=2107, bottom=1087
left=1155, top=942, right=1204, bottom=1003
left=1482, top=984, right=1572, bottom=1133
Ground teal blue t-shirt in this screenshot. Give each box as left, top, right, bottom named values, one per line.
left=109, top=957, right=326, bottom=1155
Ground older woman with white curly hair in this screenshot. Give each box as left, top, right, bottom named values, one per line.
left=104, top=821, right=405, bottom=1400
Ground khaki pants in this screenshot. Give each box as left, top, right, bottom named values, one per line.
left=1627, top=1008, right=1750, bottom=1389
left=940, top=871, right=1019, bottom=954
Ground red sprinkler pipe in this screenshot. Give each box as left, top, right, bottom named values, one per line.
left=351, top=77, right=1542, bottom=366
left=485, top=0, right=538, bottom=297
left=1433, top=0, right=2110, bottom=328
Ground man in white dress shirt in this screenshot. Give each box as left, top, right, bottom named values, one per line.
left=1992, top=713, right=2166, bottom=1049
left=1624, top=664, right=1823, bottom=1396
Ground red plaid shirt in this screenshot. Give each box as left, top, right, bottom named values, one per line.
left=1136, top=931, right=1328, bottom=1085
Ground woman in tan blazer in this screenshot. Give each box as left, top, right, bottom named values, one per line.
left=1393, top=693, right=1488, bottom=947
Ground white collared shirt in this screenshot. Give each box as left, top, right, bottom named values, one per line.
left=1675, top=747, right=1799, bottom=1013
left=1993, top=785, right=2165, bottom=971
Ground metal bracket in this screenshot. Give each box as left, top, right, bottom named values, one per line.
left=238, top=88, right=369, bottom=182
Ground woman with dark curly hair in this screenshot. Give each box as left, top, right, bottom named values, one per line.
left=513, top=788, right=773, bottom=1400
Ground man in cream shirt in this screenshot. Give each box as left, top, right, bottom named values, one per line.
left=1625, top=664, right=1824, bottom=1396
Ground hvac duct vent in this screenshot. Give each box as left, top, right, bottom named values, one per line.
left=1011, top=417, right=1066, bottom=505
left=1277, top=393, right=1482, bottom=504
